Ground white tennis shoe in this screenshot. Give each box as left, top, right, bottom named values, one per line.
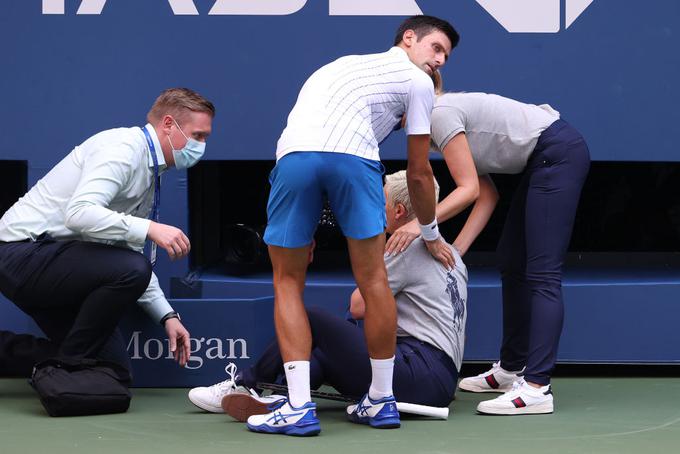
left=476, top=379, right=554, bottom=415
left=346, top=393, right=401, bottom=429
left=188, top=363, right=261, bottom=413
left=458, top=361, right=523, bottom=393
left=247, top=399, right=321, bottom=436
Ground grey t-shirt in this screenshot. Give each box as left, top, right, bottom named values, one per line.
left=385, top=238, right=468, bottom=371
left=431, top=92, right=560, bottom=175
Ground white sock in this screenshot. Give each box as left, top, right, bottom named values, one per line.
left=368, top=356, right=395, bottom=400
left=284, top=361, right=311, bottom=408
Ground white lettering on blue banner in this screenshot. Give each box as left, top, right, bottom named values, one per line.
left=42, top=0, right=596, bottom=33
left=127, top=331, right=250, bottom=370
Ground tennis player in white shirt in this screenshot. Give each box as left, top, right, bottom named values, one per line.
left=249, top=16, right=460, bottom=436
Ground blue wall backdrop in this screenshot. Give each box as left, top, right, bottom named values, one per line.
left=1, top=1, right=679, bottom=377
left=1, top=0, right=678, bottom=167
left=3, top=1, right=677, bottom=286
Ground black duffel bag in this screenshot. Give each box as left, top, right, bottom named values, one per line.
left=30, top=357, right=132, bottom=417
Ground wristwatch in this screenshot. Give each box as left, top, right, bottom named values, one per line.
left=160, top=311, right=181, bottom=326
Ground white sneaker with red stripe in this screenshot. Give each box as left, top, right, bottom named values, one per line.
left=476, top=379, right=554, bottom=415
left=458, top=362, right=523, bottom=393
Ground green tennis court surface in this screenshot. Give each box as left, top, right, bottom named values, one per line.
left=2, top=377, right=679, bottom=453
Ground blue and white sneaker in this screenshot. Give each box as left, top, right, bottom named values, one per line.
left=346, top=394, right=401, bottom=429
left=246, top=399, right=320, bottom=436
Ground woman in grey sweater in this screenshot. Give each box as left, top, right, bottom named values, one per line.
left=386, top=72, right=590, bottom=415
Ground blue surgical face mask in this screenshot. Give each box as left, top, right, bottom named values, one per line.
left=167, top=118, right=206, bottom=169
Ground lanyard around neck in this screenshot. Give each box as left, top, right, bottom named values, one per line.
left=142, top=126, right=160, bottom=223
left=142, top=126, right=161, bottom=267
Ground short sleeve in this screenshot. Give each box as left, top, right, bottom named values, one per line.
left=431, top=105, right=466, bottom=152
left=404, top=73, right=435, bottom=136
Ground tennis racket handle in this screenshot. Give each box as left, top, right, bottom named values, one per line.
left=396, top=402, right=449, bottom=420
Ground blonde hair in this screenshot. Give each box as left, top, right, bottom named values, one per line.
left=431, top=69, right=444, bottom=96
left=385, top=170, right=440, bottom=220
left=147, top=88, right=215, bottom=124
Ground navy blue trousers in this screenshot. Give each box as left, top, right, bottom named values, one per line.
left=240, top=307, right=458, bottom=407
left=0, top=237, right=151, bottom=376
left=498, top=120, right=590, bottom=385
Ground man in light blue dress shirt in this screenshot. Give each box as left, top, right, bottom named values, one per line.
left=0, top=88, right=214, bottom=378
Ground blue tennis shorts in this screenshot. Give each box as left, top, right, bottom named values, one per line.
left=263, top=152, right=386, bottom=248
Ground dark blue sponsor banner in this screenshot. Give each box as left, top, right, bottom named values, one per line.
left=119, top=297, right=275, bottom=387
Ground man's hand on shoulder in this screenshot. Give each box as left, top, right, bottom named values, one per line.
left=164, top=318, right=190, bottom=367
left=424, top=237, right=455, bottom=270
left=147, top=222, right=191, bottom=260
left=385, top=219, right=420, bottom=256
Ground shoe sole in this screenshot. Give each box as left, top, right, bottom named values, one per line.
left=246, top=422, right=321, bottom=436
left=222, top=394, right=272, bottom=422
left=458, top=382, right=512, bottom=393
left=347, top=414, right=401, bottom=429
left=477, top=402, right=554, bottom=415
left=371, top=417, right=401, bottom=429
